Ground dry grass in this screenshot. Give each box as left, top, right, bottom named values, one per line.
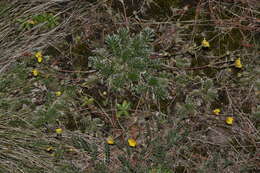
left=0, top=0, right=259, bottom=172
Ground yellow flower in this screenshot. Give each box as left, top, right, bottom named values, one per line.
left=106, top=136, right=115, bottom=145
left=35, top=51, right=42, bottom=58
left=213, top=108, right=221, bottom=115
left=201, top=38, right=210, bottom=48
left=32, top=69, right=39, bottom=76
left=226, top=117, right=234, bottom=125
left=55, top=128, right=63, bottom=134
left=234, top=58, right=242, bottom=68
left=37, top=56, right=43, bottom=63
left=55, top=91, right=62, bottom=97
left=128, top=138, right=137, bottom=147
left=35, top=51, right=43, bottom=63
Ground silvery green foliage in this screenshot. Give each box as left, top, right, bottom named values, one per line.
left=90, top=28, right=168, bottom=98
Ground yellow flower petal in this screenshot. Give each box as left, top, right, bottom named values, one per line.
left=55, top=91, right=62, bottom=97
left=55, top=128, right=63, bottom=134
left=35, top=51, right=42, bottom=58
left=37, top=56, right=43, bottom=63
left=201, top=38, right=210, bottom=48
left=226, top=117, right=234, bottom=125
left=234, top=58, right=242, bottom=68
left=32, top=69, right=39, bottom=76
left=106, top=136, right=115, bottom=145
left=213, top=108, right=221, bottom=115
left=128, top=138, right=137, bottom=147
left=35, top=51, right=43, bottom=63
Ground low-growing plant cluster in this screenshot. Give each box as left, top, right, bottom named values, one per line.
left=90, top=27, right=168, bottom=99
left=0, top=0, right=259, bottom=172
